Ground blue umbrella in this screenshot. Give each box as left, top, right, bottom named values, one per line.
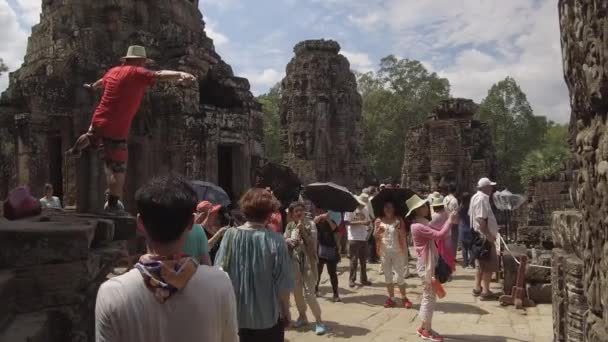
left=191, top=181, right=231, bottom=207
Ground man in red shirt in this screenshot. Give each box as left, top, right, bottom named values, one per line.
left=67, top=45, right=197, bottom=213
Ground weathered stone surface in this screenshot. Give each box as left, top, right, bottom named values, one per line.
left=502, top=244, right=527, bottom=295
left=527, top=283, right=552, bottom=304
left=516, top=225, right=554, bottom=249
left=0, top=312, right=52, bottom=342
left=401, top=98, right=496, bottom=194
left=552, top=210, right=583, bottom=258
left=0, top=0, right=263, bottom=212
left=280, top=39, right=365, bottom=190
left=0, top=216, right=95, bottom=268
left=558, top=1, right=608, bottom=339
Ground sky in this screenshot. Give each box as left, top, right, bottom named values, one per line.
left=2, top=0, right=569, bottom=122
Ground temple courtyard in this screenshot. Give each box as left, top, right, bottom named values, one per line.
left=286, top=254, right=553, bottom=342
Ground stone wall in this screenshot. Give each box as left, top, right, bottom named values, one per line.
left=554, top=1, right=608, bottom=340
left=401, top=98, right=496, bottom=195
left=0, top=0, right=264, bottom=212
left=280, top=39, right=365, bottom=191
left=0, top=211, right=133, bottom=342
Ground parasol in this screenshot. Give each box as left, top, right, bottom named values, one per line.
left=302, top=182, right=359, bottom=212
left=191, top=181, right=231, bottom=207
left=493, top=189, right=526, bottom=211
left=370, top=188, right=414, bottom=218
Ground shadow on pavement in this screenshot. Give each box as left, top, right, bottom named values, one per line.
left=324, top=320, right=372, bottom=338
left=340, top=294, right=387, bottom=306
left=435, top=302, right=490, bottom=315
left=445, top=334, right=529, bottom=341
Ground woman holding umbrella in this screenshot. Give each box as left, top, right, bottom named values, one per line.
left=373, top=201, right=413, bottom=308
left=407, top=194, right=459, bottom=342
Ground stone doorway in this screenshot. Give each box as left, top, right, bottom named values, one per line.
left=48, top=135, right=64, bottom=199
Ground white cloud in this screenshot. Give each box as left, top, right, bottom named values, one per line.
left=241, top=68, right=284, bottom=95
left=13, top=0, right=41, bottom=26
left=0, top=2, right=30, bottom=92
left=200, top=0, right=241, bottom=11
left=205, top=23, right=229, bottom=47
left=341, top=50, right=374, bottom=73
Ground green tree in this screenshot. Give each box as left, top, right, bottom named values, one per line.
left=478, top=77, right=547, bottom=191
left=257, top=83, right=284, bottom=163
left=519, top=123, right=571, bottom=185
left=358, top=56, right=450, bottom=181
left=0, top=58, right=7, bottom=77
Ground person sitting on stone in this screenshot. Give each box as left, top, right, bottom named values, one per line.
left=66, top=45, right=198, bottom=214
left=95, top=175, right=238, bottom=342
left=39, top=183, right=62, bottom=209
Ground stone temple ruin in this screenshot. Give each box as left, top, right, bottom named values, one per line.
left=280, top=39, right=366, bottom=191
left=401, top=98, right=496, bottom=194
left=552, top=1, right=608, bottom=340
left=0, top=0, right=264, bottom=213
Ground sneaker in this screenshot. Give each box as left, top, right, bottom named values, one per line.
left=349, top=282, right=356, bottom=288
left=361, top=280, right=372, bottom=286
left=332, top=295, right=342, bottom=303
left=417, top=327, right=444, bottom=341
left=315, top=323, right=327, bottom=335
left=384, top=298, right=396, bottom=308
left=292, top=318, right=308, bottom=329
left=403, top=297, right=413, bottom=309
left=472, top=288, right=482, bottom=297
left=479, top=292, right=499, bottom=301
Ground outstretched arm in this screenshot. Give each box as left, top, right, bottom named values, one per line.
left=155, top=70, right=196, bottom=83
left=84, top=78, right=104, bottom=90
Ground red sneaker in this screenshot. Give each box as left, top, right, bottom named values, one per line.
left=417, top=327, right=444, bottom=341
left=403, top=297, right=413, bottom=309
left=384, top=298, right=396, bottom=308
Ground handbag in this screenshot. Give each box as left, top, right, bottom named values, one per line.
left=471, top=230, right=492, bottom=260
left=434, top=254, right=452, bottom=284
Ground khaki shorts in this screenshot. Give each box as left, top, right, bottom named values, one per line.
left=476, top=241, right=498, bottom=273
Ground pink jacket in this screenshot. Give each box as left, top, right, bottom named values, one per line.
left=411, top=218, right=452, bottom=271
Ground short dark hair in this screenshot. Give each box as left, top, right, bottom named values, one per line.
left=239, top=188, right=280, bottom=222
left=44, top=183, right=53, bottom=191
left=136, top=175, right=197, bottom=242
left=288, top=201, right=306, bottom=213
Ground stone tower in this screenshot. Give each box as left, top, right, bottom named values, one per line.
left=401, top=98, right=496, bottom=195
left=280, top=39, right=365, bottom=191
left=551, top=1, right=608, bottom=341
left=0, top=0, right=264, bottom=212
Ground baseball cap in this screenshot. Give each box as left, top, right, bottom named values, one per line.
left=477, top=177, right=497, bottom=188
left=196, top=201, right=222, bottom=213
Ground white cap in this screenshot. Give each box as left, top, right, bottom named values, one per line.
left=477, top=177, right=497, bottom=188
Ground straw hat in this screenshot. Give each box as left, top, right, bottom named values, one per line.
left=121, top=45, right=151, bottom=61
left=405, top=194, right=429, bottom=217
left=430, top=196, right=445, bottom=208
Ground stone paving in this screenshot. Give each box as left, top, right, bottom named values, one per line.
left=286, top=254, right=553, bottom=342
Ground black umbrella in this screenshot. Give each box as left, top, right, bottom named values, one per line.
left=303, top=182, right=359, bottom=212
left=371, top=188, right=414, bottom=218
left=191, top=181, right=231, bottom=207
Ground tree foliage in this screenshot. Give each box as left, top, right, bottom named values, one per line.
left=257, top=83, right=284, bottom=163
left=0, top=58, right=7, bottom=77
left=477, top=77, right=547, bottom=191
left=519, top=123, right=571, bottom=185
left=358, top=56, right=450, bottom=181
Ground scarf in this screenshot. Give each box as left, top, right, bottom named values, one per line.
left=135, top=254, right=199, bottom=303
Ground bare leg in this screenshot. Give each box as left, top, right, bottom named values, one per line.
left=387, top=283, right=395, bottom=299
left=398, top=284, right=406, bottom=298
left=481, top=271, right=492, bottom=294
left=108, top=171, right=125, bottom=198
left=474, top=267, right=482, bottom=292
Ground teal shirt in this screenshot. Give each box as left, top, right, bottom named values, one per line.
left=215, top=224, right=293, bottom=330
left=183, top=224, right=209, bottom=258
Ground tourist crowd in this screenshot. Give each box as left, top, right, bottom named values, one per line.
left=93, top=175, right=502, bottom=342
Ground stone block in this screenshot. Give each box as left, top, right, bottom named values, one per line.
left=527, top=283, right=552, bottom=304
left=74, top=213, right=136, bottom=242
left=552, top=248, right=567, bottom=342
left=526, top=253, right=552, bottom=284
left=502, top=244, right=527, bottom=294
left=0, top=312, right=52, bottom=342
left=0, top=216, right=95, bottom=268
left=517, top=225, right=553, bottom=249
left=92, top=219, right=115, bottom=246
left=13, top=256, right=101, bottom=313
left=0, top=270, right=16, bottom=332
left=551, top=210, right=582, bottom=257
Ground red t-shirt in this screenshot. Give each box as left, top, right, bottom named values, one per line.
left=269, top=211, right=283, bottom=233
left=91, top=65, right=156, bottom=139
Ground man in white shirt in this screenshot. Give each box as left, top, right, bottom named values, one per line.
left=95, top=176, right=238, bottom=342
left=39, top=183, right=62, bottom=209
left=344, top=198, right=372, bottom=288
left=468, top=177, right=499, bottom=300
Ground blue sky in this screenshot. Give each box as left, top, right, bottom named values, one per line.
left=2, top=0, right=569, bottom=122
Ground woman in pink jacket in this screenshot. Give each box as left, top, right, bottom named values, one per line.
left=406, top=194, right=458, bottom=342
